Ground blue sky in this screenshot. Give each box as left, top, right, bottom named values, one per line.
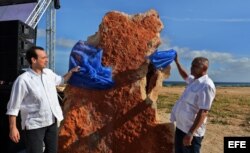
left=37, top=0, right=250, bottom=82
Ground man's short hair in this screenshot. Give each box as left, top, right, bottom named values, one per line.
left=25, top=46, right=44, bottom=65
left=192, top=57, right=209, bottom=71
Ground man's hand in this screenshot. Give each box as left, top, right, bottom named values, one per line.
left=9, top=127, right=20, bottom=143
left=183, top=134, right=193, bottom=146
left=63, top=66, right=81, bottom=82
left=70, top=66, right=80, bottom=73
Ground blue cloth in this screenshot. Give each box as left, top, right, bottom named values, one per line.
left=148, top=49, right=177, bottom=69
left=68, top=40, right=114, bottom=89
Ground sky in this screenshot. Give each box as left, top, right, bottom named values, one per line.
left=37, top=0, right=250, bottom=83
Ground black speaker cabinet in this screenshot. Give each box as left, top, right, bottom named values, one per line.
left=0, top=0, right=38, bottom=6
left=0, top=20, right=36, bottom=83
left=0, top=85, right=11, bottom=153
left=0, top=85, right=26, bottom=153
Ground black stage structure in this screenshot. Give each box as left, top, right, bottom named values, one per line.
left=0, top=19, right=36, bottom=153
left=0, top=0, right=38, bottom=6
left=0, top=1, right=63, bottom=152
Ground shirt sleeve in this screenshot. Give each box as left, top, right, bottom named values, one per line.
left=54, top=73, right=64, bottom=85
left=47, top=68, right=64, bottom=85
left=6, top=78, right=28, bottom=116
left=185, top=75, right=194, bottom=84
left=197, top=85, right=216, bottom=110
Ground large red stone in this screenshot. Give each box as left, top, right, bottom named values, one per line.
left=58, top=10, right=174, bottom=153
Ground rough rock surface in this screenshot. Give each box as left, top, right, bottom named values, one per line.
left=58, top=10, right=174, bottom=153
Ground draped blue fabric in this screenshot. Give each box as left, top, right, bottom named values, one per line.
left=148, top=49, right=177, bottom=69
left=68, top=41, right=114, bottom=89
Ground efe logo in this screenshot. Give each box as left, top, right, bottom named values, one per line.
left=224, top=137, right=250, bottom=153
left=228, top=141, right=246, bottom=148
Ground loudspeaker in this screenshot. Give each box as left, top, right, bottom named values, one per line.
left=0, top=20, right=36, bottom=83
left=54, top=0, right=61, bottom=9
left=0, top=20, right=36, bottom=38
left=0, top=0, right=38, bottom=6
left=0, top=85, right=11, bottom=153
left=0, top=85, right=26, bottom=153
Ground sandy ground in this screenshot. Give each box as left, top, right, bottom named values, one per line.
left=159, top=86, right=250, bottom=96
left=158, top=86, right=250, bottom=153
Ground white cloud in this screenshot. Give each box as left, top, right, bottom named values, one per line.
left=54, top=35, right=250, bottom=82
left=37, top=28, right=46, bottom=38
left=37, top=28, right=77, bottom=48
left=158, top=37, right=172, bottom=50
left=160, top=36, right=250, bottom=82
left=56, top=38, right=77, bottom=48
left=161, top=16, right=250, bottom=23
left=55, top=50, right=71, bottom=75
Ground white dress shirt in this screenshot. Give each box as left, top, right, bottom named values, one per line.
left=6, top=68, right=64, bottom=130
left=170, top=75, right=216, bottom=137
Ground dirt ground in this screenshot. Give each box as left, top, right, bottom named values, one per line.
left=158, top=86, right=250, bottom=153
left=159, top=86, right=250, bottom=96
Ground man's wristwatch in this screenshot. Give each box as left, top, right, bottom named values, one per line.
left=187, top=131, right=193, bottom=137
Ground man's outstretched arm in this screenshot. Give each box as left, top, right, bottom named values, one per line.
left=175, top=54, right=188, bottom=80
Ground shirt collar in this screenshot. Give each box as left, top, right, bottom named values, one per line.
left=197, top=74, right=208, bottom=83
left=28, top=68, right=47, bottom=76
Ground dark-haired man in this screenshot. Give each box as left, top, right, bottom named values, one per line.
left=6, top=46, right=80, bottom=153
left=170, top=55, right=216, bottom=153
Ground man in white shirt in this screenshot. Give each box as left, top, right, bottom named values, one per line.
left=6, top=46, right=80, bottom=153
left=170, top=55, right=216, bottom=153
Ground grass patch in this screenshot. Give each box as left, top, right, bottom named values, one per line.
left=210, top=118, right=229, bottom=125
left=157, top=94, right=179, bottom=113
left=157, top=88, right=250, bottom=126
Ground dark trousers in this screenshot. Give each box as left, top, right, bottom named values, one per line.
left=175, top=127, right=203, bottom=153
left=24, top=122, right=58, bottom=153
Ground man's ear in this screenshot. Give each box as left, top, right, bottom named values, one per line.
left=31, top=57, right=37, bottom=64
left=202, top=64, right=208, bottom=72
left=201, top=65, right=208, bottom=75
